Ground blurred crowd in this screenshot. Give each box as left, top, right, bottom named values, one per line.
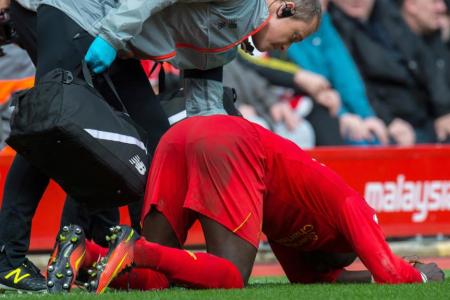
left=2, top=0, right=450, bottom=149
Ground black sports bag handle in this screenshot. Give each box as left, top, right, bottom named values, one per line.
left=80, top=59, right=95, bottom=88
left=79, top=60, right=128, bottom=114
left=102, top=72, right=128, bottom=114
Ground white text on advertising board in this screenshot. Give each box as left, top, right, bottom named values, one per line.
left=364, top=175, right=450, bottom=222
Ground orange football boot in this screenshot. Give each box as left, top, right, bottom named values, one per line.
left=87, top=225, right=138, bottom=294
left=47, top=225, right=86, bottom=293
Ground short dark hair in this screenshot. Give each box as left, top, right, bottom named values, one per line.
left=291, top=0, right=322, bottom=22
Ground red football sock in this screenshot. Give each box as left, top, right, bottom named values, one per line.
left=134, top=238, right=244, bottom=289
left=83, top=240, right=108, bottom=268
left=110, top=268, right=169, bottom=291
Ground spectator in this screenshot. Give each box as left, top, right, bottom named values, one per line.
left=238, top=51, right=345, bottom=146
left=223, top=55, right=316, bottom=148
left=287, top=0, right=389, bottom=146
left=399, top=0, right=450, bottom=143
left=329, top=0, right=450, bottom=144
left=399, top=0, right=450, bottom=78
left=400, top=0, right=447, bottom=35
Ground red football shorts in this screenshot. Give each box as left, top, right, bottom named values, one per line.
left=142, top=116, right=267, bottom=248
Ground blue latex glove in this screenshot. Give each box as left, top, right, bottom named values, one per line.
left=84, top=36, right=117, bottom=74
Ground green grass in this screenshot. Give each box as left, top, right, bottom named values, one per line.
left=2, top=271, right=449, bottom=300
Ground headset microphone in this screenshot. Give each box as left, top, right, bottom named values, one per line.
left=278, top=2, right=296, bottom=18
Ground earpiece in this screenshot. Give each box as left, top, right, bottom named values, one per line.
left=277, top=1, right=296, bottom=18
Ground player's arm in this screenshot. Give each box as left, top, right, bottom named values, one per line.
left=336, top=262, right=444, bottom=283
left=337, top=262, right=444, bottom=284
left=336, top=196, right=445, bottom=284
left=335, top=258, right=445, bottom=284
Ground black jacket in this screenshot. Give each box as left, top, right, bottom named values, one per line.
left=423, top=32, right=450, bottom=92
left=329, top=0, right=450, bottom=127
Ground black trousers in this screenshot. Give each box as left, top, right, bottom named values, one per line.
left=0, top=4, right=169, bottom=270
left=9, top=1, right=37, bottom=63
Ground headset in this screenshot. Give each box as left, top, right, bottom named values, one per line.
left=277, top=1, right=296, bottom=18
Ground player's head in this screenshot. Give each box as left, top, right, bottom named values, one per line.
left=252, top=0, right=322, bottom=51
left=308, top=251, right=357, bottom=272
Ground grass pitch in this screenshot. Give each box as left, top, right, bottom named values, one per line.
left=1, top=271, right=449, bottom=300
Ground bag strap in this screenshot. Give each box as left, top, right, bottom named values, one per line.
left=80, top=60, right=94, bottom=87
left=79, top=60, right=128, bottom=114
left=102, top=72, right=128, bottom=114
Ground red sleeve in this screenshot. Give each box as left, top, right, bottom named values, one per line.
left=336, top=196, right=423, bottom=284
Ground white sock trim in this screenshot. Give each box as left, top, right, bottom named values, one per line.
left=420, top=272, right=428, bottom=283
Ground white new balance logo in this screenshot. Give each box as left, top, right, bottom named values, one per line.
left=129, top=155, right=147, bottom=175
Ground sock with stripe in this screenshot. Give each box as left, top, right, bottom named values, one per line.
left=134, top=238, right=244, bottom=289
left=83, top=239, right=108, bottom=268
left=110, top=268, right=169, bottom=290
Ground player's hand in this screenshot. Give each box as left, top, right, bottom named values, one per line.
left=364, top=117, right=389, bottom=145
left=413, top=262, right=445, bottom=282
left=388, top=118, right=416, bottom=146
left=85, top=36, right=117, bottom=74
left=294, top=70, right=330, bottom=98
left=404, top=255, right=421, bottom=265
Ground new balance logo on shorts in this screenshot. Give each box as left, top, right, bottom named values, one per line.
left=129, top=155, right=146, bottom=175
